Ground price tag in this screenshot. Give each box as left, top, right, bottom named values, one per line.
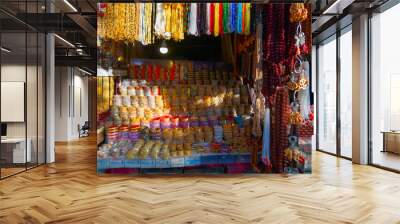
left=171, top=157, right=185, bottom=167
left=156, top=159, right=171, bottom=168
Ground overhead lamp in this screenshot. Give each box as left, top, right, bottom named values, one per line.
left=159, top=41, right=168, bottom=54
left=54, top=34, right=75, bottom=48
left=63, top=0, right=78, bottom=12
left=78, top=67, right=93, bottom=76
left=1, top=47, right=11, bottom=53
left=322, top=0, right=354, bottom=15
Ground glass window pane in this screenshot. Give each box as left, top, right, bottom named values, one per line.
left=318, top=37, right=337, bottom=154
left=340, top=29, right=352, bottom=158
left=38, top=33, right=45, bottom=165
left=27, top=31, right=38, bottom=169
left=1, top=31, right=28, bottom=177
left=371, top=4, right=400, bottom=171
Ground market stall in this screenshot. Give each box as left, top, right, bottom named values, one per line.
left=97, top=3, right=313, bottom=174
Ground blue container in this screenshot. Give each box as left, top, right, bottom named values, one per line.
left=125, top=159, right=141, bottom=168
left=156, top=159, right=171, bottom=168
left=141, top=159, right=156, bottom=168
left=109, top=159, right=124, bottom=168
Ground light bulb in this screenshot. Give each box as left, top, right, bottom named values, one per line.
left=160, top=47, right=168, bottom=54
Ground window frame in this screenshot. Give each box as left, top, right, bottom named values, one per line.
left=315, top=24, right=353, bottom=161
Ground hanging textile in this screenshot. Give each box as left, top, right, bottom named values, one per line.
left=183, top=3, right=190, bottom=33
left=164, top=3, right=172, bottom=38
left=99, top=3, right=254, bottom=44
left=143, top=3, right=153, bottom=45
left=102, top=4, right=127, bottom=42
left=261, top=107, right=271, bottom=168
left=138, top=3, right=145, bottom=44
left=206, top=3, right=211, bottom=35
left=230, top=3, right=236, bottom=33
left=136, top=3, right=154, bottom=45
left=218, top=3, right=223, bottom=35
left=213, top=3, right=220, bottom=37
left=223, top=3, right=229, bottom=33
left=196, top=3, right=202, bottom=34
left=242, top=3, right=246, bottom=34
left=188, top=3, right=198, bottom=36
left=170, top=3, right=184, bottom=41
left=115, top=4, right=126, bottom=41
left=210, top=3, right=215, bottom=35
left=244, top=3, right=251, bottom=35
left=154, top=3, right=166, bottom=38
left=198, top=3, right=207, bottom=35
left=135, top=3, right=140, bottom=40
left=236, top=3, right=242, bottom=34
left=205, top=3, right=211, bottom=35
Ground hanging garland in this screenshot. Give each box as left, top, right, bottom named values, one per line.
left=283, top=3, right=312, bottom=173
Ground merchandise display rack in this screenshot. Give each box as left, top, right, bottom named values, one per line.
left=98, top=152, right=252, bottom=171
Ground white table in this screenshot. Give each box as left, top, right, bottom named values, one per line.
left=1, top=138, right=31, bottom=163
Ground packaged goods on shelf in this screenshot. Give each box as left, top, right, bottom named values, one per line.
left=96, top=3, right=314, bottom=174
left=98, top=60, right=255, bottom=168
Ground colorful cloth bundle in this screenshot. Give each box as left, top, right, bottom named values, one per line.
left=99, top=3, right=254, bottom=44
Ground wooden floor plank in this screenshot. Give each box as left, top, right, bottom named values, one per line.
left=0, top=135, right=399, bottom=224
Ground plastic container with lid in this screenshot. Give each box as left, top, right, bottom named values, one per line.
left=127, top=86, right=136, bottom=96
left=152, top=85, right=159, bottom=96
left=179, top=116, right=189, bottom=128
left=122, top=95, right=131, bottom=106
left=113, top=95, right=122, bottom=106
left=119, top=86, right=128, bottom=96
left=160, top=115, right=171, bottom=129
left=189, top=116, right=199, bottom=127
left=150, top=117, right=161, bottom=129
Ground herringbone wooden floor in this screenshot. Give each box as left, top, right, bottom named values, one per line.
left=1, top=136, right=400, bottom=224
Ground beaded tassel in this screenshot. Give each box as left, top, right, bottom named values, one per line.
left=271, top=88, right=290, bottom=173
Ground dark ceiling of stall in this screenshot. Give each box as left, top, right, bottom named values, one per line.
left=136, top=35, right=222, bottom=61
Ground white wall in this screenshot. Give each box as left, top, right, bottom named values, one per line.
left=1, top=65, right=27, bottom=139
left=55, top=67, right=70, bottom=141
left=1, top=64, right=46, bottom=164
left=55, top=67, right=89, bottom=141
